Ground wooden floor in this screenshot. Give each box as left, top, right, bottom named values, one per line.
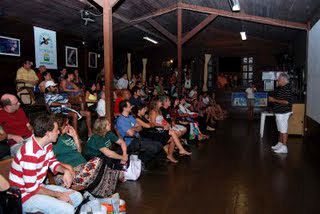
left=118, top=118, right=320, bottom=214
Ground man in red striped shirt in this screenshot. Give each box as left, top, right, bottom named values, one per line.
left=9, top=114, right=83, bottom=214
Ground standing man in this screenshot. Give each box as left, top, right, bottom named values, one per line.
left=269, top=73, right=292, bottom=154
left=0, top=94, right=33, bottom=156
left=245, top=83, right=256, bottom=120
left=9, top=114, right=83, bottom=213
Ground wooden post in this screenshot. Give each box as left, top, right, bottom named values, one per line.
left=177, top=8, right=182, bottom=95
left=84, top=48, right=89, bottom=82
left=103, top=0, right=113, bottom=121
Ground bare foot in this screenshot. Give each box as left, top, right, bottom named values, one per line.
left=179, top=151, right=192, bottom=156
left=167, top=155, right=178, bottom=163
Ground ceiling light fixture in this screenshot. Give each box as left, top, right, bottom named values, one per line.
left=228, top=0, right=240, bottom=12
left=143, top=36, right=158, bottom=44
left=240, top=32, right=247, bottom=40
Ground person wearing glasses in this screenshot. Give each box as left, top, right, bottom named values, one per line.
left=15, top=60, right=39, bottom=102
left=0, top=94, right=33, bottom=156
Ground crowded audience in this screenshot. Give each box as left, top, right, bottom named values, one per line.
left=0, top=60, right=230, bottom=213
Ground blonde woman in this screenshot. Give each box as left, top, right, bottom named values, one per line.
left=85, top=117, right=128, bottom=164
left=149, top=97, right=191, bottom=161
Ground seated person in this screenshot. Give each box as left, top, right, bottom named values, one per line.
left=96, top=91, right=106, bottom=117
left=74, top=69, right=84, bottom=89
left=114, top=90, right=131, bottom=116
left=0, top=174, right=9, bottom=192
left=133, top=104, right=189, bottom=163
left=116, top=100, right=163, bottom=165
left=129, top=86, right=143, bottom=107
left=36, top=65, right=47, bottom=80
left=39, top=71, right=53, bottom=93
left=0, top=94, right=33, bottom=156
left=45, top=80, right=92, bottom=136
left=53, top=116, right=120, bottom=197
left=150, top=97, right=187, bottom=138
left=0, top=125, right=7, bottom=141
left=167, top=97, right=208, bottom=141
left=15, top=60, right=39, bottom=101
left=9, top=114, right=83, bottom=214
left=60, top=71, right=84, bottom=109
left=85, top=82, right=98, bottom=112
left=85, top=118, right=128, bottom=165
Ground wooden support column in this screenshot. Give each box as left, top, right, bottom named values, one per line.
left=103, top=0, right=113, bottom=121
left=84, top=48, right=89, bottom=82
left=177, top=7, right=182, bottom=95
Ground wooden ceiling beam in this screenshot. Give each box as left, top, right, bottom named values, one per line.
left=146, top=19, right=177, bottom=44
left=178, top=2, right=308, bottom=31
left=114, top=3, right=177, bottom=32
left=113, top=13, right=167, bottom=42
left=182, top=14, right=218, bottom=44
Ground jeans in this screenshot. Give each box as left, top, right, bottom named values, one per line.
left=22, top=185, right=83, bottom=214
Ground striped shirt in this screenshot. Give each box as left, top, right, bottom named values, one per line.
left=273, top=83, right=292, bottom=114
left=45, top=93, right=68, bottom=114
left=9, top=136, right=61, bottom=203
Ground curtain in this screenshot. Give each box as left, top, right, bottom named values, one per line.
left=127, top=53, right=131, bottom=81
left=202, top=54, right=211, bottom=92
left=142, top=58, right=147, bottom=84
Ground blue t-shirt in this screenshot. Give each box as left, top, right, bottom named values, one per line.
left=116, top=115, right=138, bottom=145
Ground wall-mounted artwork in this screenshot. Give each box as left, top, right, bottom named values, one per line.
left=65, top=46, right=78, bottom=67
left=89, top=52, right=97, bottom=68
left=34, top=26, right=57, bottom=69
left=0, top=36, right=20, bottom=56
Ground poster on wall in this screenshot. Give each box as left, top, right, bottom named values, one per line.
left=89, top=52, right=97, bottom=68
left=65, top=46, right=78, bottom=67
left=0, top=36, right=20, bottom=56
left=232, top=92, right=268, bottom=107
left=231, top=92, right=247, bottom=106
left=254, top=92, right=268, bottom=107
left=33, top=26, right=57, bottom=69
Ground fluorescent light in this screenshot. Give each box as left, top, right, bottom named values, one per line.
left=228, top=0, right=240, bottom=12
left=143, top=36, right=158, bottom=44
left=240, top=32, right=247, bottom=40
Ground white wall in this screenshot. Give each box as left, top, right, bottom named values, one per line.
left=307, top=19, right=320, bottom=124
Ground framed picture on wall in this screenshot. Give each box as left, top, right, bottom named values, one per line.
left=65, top=46, right=78, bottom=67
left=0, top=36, right=20, bottom=56
left=89, top=52, right=97, bottom=68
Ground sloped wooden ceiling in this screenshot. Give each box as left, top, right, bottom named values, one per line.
left=1, top=0, right=319, bottom=55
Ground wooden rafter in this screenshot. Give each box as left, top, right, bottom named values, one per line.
left=182, top=14, right=218, bottom=44
left=178, top=2, right=308, bottom=31
left=114, top=3, right=178, bottom=32
left=113, top=13, right=167, bottom=42
left=146, top=19, right=177, bottom=44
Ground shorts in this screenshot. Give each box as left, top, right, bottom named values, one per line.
left=275, top=112, right=292, bottom=133
left=247, top=98, right=254, bottom=107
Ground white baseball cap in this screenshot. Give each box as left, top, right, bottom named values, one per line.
left=45, top=80, right=57, bottom=88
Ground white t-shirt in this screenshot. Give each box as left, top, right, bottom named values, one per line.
left=245, top=87, right=254, bottom=99
left=96, top=99, right=106, bottom=117
left=184, top=79, right=191, bottom=89
left=116, top=78, right=128, bottom=89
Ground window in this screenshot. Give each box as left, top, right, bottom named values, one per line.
left=242, top=57, right=254, bottom=87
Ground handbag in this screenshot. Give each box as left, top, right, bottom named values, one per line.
left=124, top=155, right=141, bottom=181
left=0, top=187, right=23, bottom=214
